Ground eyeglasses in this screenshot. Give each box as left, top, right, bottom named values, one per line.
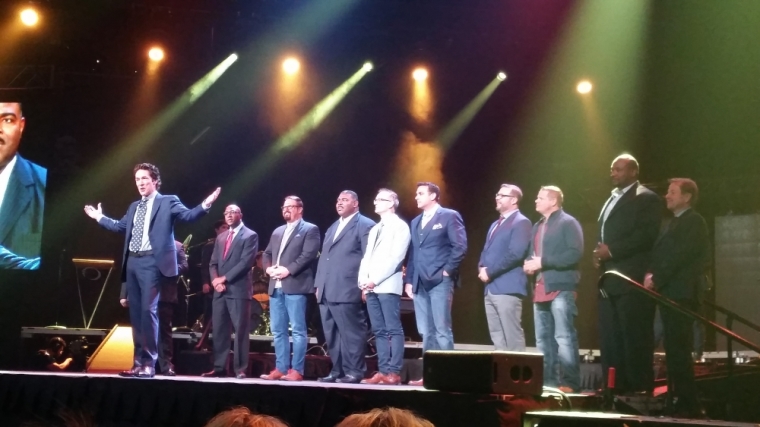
left=223, top=211, right=240, bottom=215
left=374, top=198, right=392, bottom=202
left=281, top=205, right=300, bottom=211
left=495, top=193, right=513, bottom=199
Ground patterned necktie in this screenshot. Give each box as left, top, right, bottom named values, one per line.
left=223, top=230, right=234, bottom=258
left=129, top=198, right=148, bottom=252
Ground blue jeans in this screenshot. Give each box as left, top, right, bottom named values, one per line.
left=270, top=289, right=307, bottom=374
left=366, top=293, right=404, bottom=374
left=413, top=277, right=454, bottom=352
left=534, top=291, right=581, bottom=390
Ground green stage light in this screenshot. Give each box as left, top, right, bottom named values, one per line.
left=363, top=62, right=373, bottom=72
left=436, top=76, right=504, bottom=150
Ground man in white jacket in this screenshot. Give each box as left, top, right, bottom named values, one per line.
left=358, top=188, right=411, bottom=385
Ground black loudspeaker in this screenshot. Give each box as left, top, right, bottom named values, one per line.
left=422, top=350, right=543, bottom=395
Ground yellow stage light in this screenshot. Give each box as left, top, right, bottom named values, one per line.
left=363, top=62, right=373, bottom=72
left=412, top=68, right=428, bottom=82
left=283, top=58, right=300, bottom=75
left=577, top=80, right=593, bottom=94
left=497, top=72, right=507, bottom=81
left=20, top=8, right=39, bottom=27
left=148, top=47, right=165, bottom=62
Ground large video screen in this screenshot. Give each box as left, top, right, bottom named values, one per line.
left=0, top=102, right=45, bottom=270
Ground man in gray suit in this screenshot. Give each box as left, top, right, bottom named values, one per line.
left=358, top=188, right=410, bottom=386
left=478, top=184, right=532, bottom=351
left=261, top=196, right=320, bottom=382
left=314, top=190, right=375, bottom=384
left=203, top=204, right=259, bottom=379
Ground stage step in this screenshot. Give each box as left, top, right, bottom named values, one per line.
left=523, top=411, right=760, bottom=427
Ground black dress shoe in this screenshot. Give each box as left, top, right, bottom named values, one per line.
left=201, top=370, right=226, bottom=378
left=318, top=374, right=339, bottom=383
left=336, top=374, right=361, bottom=384
left=236, top=372, right=246, bottom=379
left=119, top=367, right=140, bottom=377
left=164, top=369, right=176, bottom=377
left=136, top=366, right=155, bottom=378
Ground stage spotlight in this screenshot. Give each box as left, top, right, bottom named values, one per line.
left=577, top=80, right=593, bottom=94
left=20, top=8, right=39, bottom=27
left=283, top=58, right=300, bottom=75
left=363, top=62, right=373, bottom=72
left=148, top=47, right=165, bottom=62
left=497, top=72, right=507, bottom=81
left=412, top=68, right=428, bottom=82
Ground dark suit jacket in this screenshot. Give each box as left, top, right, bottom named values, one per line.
left=200, top=239, right=215, bottom=286
left=598, top=183, right=661, bottom=295
left=406, top=206, right=468, bottom=293
left=121, top=241, right=188, bottom=303
left=0, top=155, right=46, bottom=259
left=478, top=210, right=531, bottom=297
left=650, top=209, right=709, bottom=301
left=98, top=193, right=207, bottom=282
left=263, top=220, right=321, bottom=295
left=527, top=209, right=584, bottom=292
left=314, top=213, right=375, bottom=303
left=210, top=225, right=259, bottom=300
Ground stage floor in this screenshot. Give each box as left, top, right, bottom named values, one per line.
left=0, top=370, right=591, bottom=427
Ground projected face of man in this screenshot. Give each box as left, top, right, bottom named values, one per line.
left=0, top=103, right=25, bottom=170
left=135, top=169, right=158, bottom=198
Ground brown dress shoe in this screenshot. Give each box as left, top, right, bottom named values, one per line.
left=408, top=378, right=423, bottom=386
left=361, top=372, right=386, bottom=384
left=280, top=369, right=303, bottom=381
left=260, top=369, right=286, bottom=380
left=380, top=373, right=401, bottom=385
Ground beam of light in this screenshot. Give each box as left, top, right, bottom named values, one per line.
left=577, top=80, right=593, bottom=94
left=20, top=8, right=39, bottom=27
left=436, top=76, right=504, bottom=150
left=410, top=69, right=432, bottom=124
left=56, top=53, right=238, bottom=205
left=226, top=64, right=372, bottom=197
left=283, top=57, right=300, bottom=75
left=390, top=131, right=447, bottom=219
left=148, top=47, right=165, bottom=62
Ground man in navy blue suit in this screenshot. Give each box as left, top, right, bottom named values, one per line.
left=405, top=182, right=467, bottom=386
left=84, top=163, right=220, bottom=378
left=314, top=190, right=374, bottom=384
left=478, top=184, right=531, bottom=351
left=0, top=102, right=46, bottom=270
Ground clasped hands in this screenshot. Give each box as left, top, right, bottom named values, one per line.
left=523, top=257, right=542, bottom=275
left=265, top=265, right=290, bottom=281
left=212, top=276, right=227, bottom=293
left=592, top=243, right=611, bottom=269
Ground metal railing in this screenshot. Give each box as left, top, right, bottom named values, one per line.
left=598, top=271, right=760, bottom=385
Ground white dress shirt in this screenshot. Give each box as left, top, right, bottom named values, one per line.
left=420, top=204, right=439, bottom=229
left=275, top=219, right=300, bottom=288
left=333, top=212, right=358, bottom=241
left=133, top=191, right=158, bottom=252
left=0, top=155, right=17, bottom=214
left=600, top=182, right=636, bottom=242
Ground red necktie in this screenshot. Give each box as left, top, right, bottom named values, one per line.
left=488, top=216, right=504, bottom=242
left=223, top=230, right=234, bottom=258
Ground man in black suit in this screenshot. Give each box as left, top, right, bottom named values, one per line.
left=645, top=178, right=709, bottom=417
left=261, top=196, right=320, bottom=382
left=203, top=205, right=259, bottom=379
left=0, top=102, right=46, bottom=270
left=405, top=182, right=467, bottom=386
left=84, top=163, right=220, bottom=378
left=314, top=190, right=374, bottom=384
left=120, top=240, right=188, bottom=376
left=594, top=154, right=661, bottom=394
left=200, top=220, right=229, bottom=332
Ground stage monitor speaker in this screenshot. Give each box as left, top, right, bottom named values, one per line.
left=86, top=325, right=134, bottom=373
left=422, top=350, right=543, bottom=395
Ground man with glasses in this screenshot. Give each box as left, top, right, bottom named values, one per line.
left=405, top=182, right=467, bottom=386
left=314, top=190, right=375, bottom=383
left=358, top=189, right=410, bottom=385
left=203, top=205, right=259, bottom=379
left=478, top=184, right=531, bottom=351
left=261, top=196, right=320, bottom=381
